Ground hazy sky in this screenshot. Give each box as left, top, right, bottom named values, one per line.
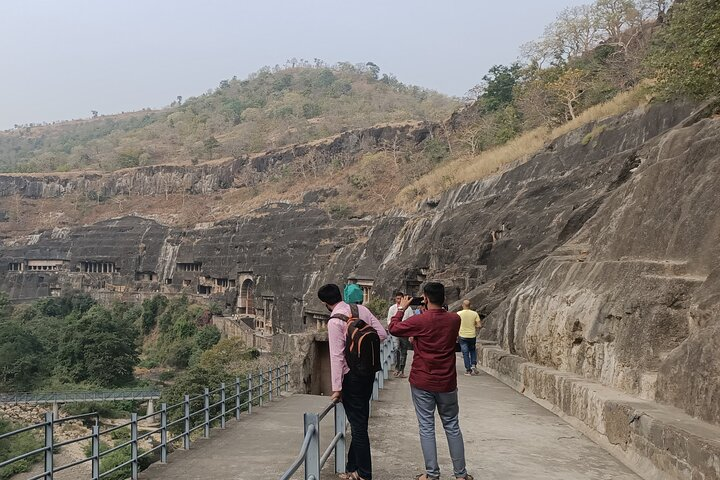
left=0, top=0, right=590, bottom=130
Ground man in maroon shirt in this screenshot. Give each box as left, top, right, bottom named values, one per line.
left=388, top=282, right=473, bottom=480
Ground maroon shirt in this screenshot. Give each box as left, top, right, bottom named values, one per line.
left=389, top=307, right=461, bottom=392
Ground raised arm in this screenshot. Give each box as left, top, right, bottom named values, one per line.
left=388, top=296, right=427, bottom=337
left=327, top=318, right=347, bottom=394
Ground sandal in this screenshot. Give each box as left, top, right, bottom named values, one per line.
left=339, top=472, right=366, bottom=480
left=457, top=475, right=474, bottom=480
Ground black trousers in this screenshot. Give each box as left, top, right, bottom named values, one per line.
left=395, top=337, right=411, bottom=372
left=342, top=371, right=375, bottom=479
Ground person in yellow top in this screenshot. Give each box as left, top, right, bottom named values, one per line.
left=457, top=300, right=481, bottom=376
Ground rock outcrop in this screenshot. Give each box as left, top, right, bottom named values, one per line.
left=488, top=113, right=720, bottom=424
left=0, top=122, right=434, bottom=199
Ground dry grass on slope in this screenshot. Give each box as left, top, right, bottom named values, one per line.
left=397, top=88, right=647, bottom=207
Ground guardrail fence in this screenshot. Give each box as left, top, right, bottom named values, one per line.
left=0, top=364, right=289, bottom=480
left=0, top=390, right=161, bottom=405
left=281, top=339, right=395, bottom=480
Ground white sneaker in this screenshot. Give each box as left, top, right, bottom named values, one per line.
left=471, top=367, right=479, bottom=376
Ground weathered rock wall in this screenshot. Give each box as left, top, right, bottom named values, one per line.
left=0, top=205, right=377, bottom=333
left=487, top=115, right=720, bottom=426
left=0, top=122, right=434, bottom=199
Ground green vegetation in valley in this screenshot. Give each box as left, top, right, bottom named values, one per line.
left=159, top=337, right=266, bottom=436
left=0, top=292, right=222, bottom=391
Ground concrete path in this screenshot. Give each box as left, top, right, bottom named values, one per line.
left=365, top=353, right=642, bottom=479
left=141, top=354, right=642, bottom=480
left=140, top=393, right=330, bottom=480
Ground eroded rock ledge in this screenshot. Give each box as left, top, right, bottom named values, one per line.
left=0, top=122, right=435, bottom=199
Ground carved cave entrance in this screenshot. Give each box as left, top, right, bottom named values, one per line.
left=238, top=279, right=255, bottom=315
left=307, top=340, right=332, bottom=396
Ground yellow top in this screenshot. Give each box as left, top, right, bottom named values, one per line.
left=458, top=309, right=480, bottom=338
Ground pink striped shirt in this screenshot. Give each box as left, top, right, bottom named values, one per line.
left=328, top=302, right=388, bottom=392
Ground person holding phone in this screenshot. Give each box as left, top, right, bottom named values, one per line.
left=388, top=282, right=473, bottom=480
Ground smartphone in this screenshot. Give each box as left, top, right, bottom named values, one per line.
left=409, top=296, right=424, bottom=306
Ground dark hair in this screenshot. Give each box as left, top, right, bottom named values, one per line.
left=423, top=282, right=445, bottom=306
left=318, top=284, right=342, bottom=305
left=393, top=291, right=404, bottom=297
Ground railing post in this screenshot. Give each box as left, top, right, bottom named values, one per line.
left=91, top=425, right=100, bottom=479
left=334, top=403, right=346, bottom=474
left=43, top=411, right=53, bottom=480
left=382, top=342, right=390, bottom=380
left=285, top=364, right=289, bottom=392
left=304, top=413, right=320, bottom=480
left=378, top=368, right=384, bottom=390
left=268, top=368, right=273, bottom=403
left=372, top=374, right=379, bottom=401
left=220, top=383, right=226, bottom=429
left=276, top=366, right=281, bottom=397
left=247, top=373, right=253, bottom=414
left=259, top=370, right=264, bottom=407
left=160, top=403, right=168, bottom=464
left=130, top=412, right=138, bottom=480
left=203, top=387, right=210, bottom=438
left=183, top=394, right=191, bottom=450
left=235, top=377, right=241, bottom=420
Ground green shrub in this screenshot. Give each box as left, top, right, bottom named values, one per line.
left=194, top=326, right=221, bottom=351
left=366, top=298, right=390, bottom=319
left=0, top=420, right=42, bottom=480
left=328, top=203, right=353, bottom=219
left=423, top=138, right=450, bottom=163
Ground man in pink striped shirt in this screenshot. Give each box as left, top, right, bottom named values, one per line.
left=318, top=283, right=387, bottom=480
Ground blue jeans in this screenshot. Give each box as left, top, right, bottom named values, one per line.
left=410, top=386, right=467, bottom=479
left=458, top=337, right=477, bottom=372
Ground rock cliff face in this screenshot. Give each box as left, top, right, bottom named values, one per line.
left=489, top=114, right=720, bottom=426
left=0, top=122, right=434, bottom=199
left=2, top=100, right=719, bottom=447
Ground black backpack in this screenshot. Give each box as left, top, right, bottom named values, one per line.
left=331, top=304, right=382, bottom=377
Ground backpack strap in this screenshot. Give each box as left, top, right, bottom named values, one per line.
left=349, top=303, right=359, bottom=320
left=329, top=313, right=349, bottom=323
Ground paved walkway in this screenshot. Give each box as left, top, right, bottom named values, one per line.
left=365, top=353, right=641, bottom=479
left=141, top=354, right=642, bottom=480
left=140, top=394, right=330, bottom=480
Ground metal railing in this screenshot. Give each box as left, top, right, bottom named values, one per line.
left=0, top=364, right=289, bottom=480
left=0, top=390, right=161, bottom=405
left=281, top=339, right=395, bottom=480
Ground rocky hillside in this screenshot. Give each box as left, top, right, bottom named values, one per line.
left=0, top=63, right=456, bottom=173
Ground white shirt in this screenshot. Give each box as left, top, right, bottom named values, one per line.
left=386, top=303, right=414, bottom=325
